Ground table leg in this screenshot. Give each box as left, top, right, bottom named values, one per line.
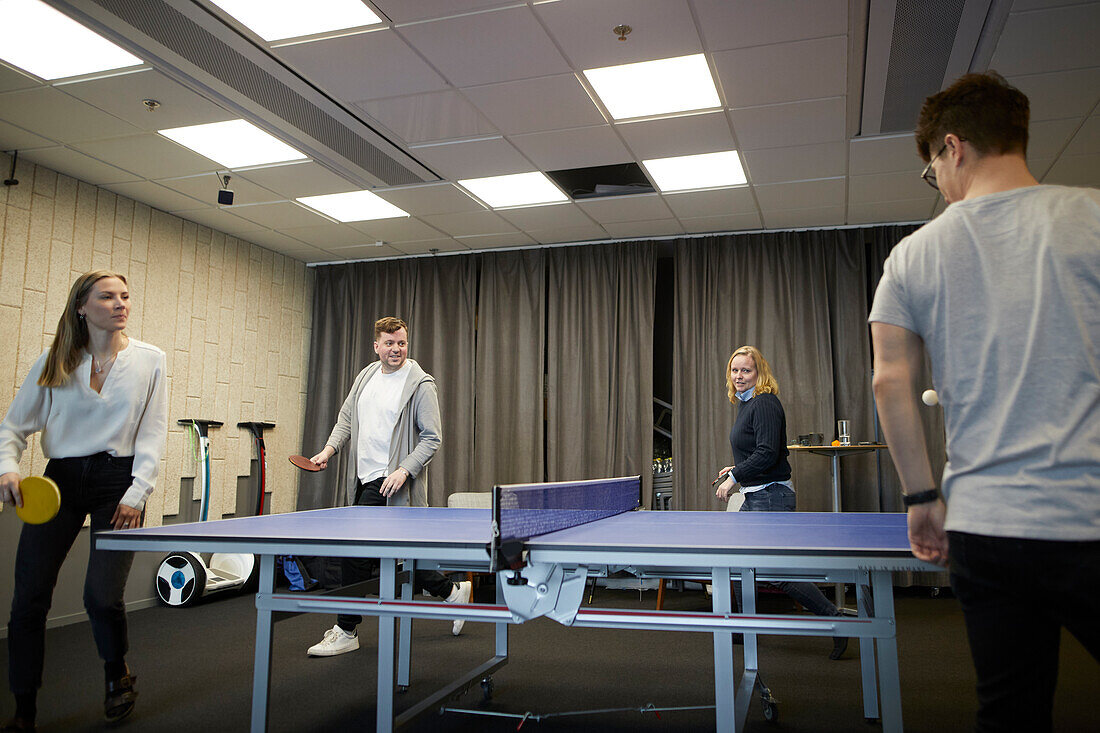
left=376, top=558, right=398, bottom=733
left=871, top=570, right=904, bottom=732
left=712, top=567, right=737, bottom=732
left=856, top=574, right=880, bottom=721
left=397, top=562, right=413, bottom=690
left=250, top=555, right=275, bottom=733
left=830, top=453, right=845, bottom=606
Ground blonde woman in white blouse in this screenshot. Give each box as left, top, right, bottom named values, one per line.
left=0, top=271, right=167, bottom=731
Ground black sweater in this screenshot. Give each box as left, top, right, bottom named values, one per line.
left=729, top=392, right=791, bottom=486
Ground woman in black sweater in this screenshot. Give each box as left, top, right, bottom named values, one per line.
left=714, top=345, right=847, bottom=660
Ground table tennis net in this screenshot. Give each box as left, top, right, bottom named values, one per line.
left=492, top=476, right=641, bottom=546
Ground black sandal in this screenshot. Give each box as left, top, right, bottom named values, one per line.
left=104, top=671, right=138, bottom=725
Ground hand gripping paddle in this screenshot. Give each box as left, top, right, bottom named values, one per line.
left=288, top=455, right=322, bottom=472
left=16, top=476, right=61, bottom=524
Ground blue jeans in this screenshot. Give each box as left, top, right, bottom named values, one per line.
left=8, top=453, right=136, bottom=694
left=736, top=484, right=840, bottom=617
left=948, top=531, right=1100, bottom=733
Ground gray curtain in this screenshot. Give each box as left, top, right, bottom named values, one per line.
left=472, top=250, right=546, bottom=490
left=547, top=243, right=656, bottom=505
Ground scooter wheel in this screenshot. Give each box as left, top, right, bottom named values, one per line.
left=156, top=552, right=206, bottom=607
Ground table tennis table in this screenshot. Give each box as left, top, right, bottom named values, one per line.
left=96, top=476, right=936, bottom=732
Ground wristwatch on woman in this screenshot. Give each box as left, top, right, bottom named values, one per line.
left=901, top=488, right=941, bottom=507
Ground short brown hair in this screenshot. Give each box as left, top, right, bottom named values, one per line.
left=374, top=316, right=408, bottom=341
left=915, top=71, right=1029, bottom=162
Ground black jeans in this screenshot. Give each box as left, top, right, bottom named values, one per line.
left=337, top=478, right=455, bottom=631
left=735, top=484, right=840, bottom=617
left=948, top=531, right=1100, bottom=733
left=8, top=453, right=136, bottom=694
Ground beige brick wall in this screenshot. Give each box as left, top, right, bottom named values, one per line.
left=0, top=153, right=314, bottom=525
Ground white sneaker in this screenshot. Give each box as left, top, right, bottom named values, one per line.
left=307, top=625, right=359, bottom=657
left=446, top=580, right=473, bottom=636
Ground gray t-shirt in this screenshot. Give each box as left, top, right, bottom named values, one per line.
left=869, top=184, right=1100, bottom=541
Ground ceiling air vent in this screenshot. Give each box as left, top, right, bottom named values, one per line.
left=546, top=163, right=655, bottom=200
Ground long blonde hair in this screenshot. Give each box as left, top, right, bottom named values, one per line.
left=38, top=271, right=128, bottom=387
left=726, top=345, right=780, bottom=404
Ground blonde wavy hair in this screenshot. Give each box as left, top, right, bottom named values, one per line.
left=39, top=270, right=128, bottom=388
left=725, top=345, right=779, bottom=404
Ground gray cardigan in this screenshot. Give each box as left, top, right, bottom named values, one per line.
left=324, top=359, right=441, bottom=507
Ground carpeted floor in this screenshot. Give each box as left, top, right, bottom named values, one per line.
left=1, top=585, right=1096, bottom=732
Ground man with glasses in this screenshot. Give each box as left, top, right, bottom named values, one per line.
left=868, top=72, right=1099, bottom=732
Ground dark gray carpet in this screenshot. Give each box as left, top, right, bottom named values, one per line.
left=2, top=586, right=1096, bottom=731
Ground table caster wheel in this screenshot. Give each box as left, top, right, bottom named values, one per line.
left=397, top=684, right=408, bottom=694
left=762, top=699, right=779, bottom=722
left=480, top=677, right=494, bottom=702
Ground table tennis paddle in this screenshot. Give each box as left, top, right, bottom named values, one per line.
left=288, top=454, right=322, bottom=472
left=15, top=475, right=61, bottom=524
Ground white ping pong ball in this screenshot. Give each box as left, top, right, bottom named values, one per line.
left=921, top=389, right=939, bottom=406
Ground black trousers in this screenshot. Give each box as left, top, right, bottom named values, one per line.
left=948, top=531, right=1100, bottom=732
left=337, top=477, right=454, bottom=631
left=8, top=453, right=136, bottom=694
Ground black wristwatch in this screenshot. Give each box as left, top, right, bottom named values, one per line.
left=901, top=488, right=941, bottom=507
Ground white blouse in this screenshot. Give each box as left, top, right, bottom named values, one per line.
left=0, top=339, right=168, bottom=509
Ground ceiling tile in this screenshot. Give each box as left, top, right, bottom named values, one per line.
left=105, top=180, right=206, bottom=212
left=1008, top=68, right=1100, bottom=122
left=58, top=69, right=233, bottom=131
left=0, top=87, right=140, bottom=142
left=20, top=147, right=139, bottom=185
left=241, top=229, right=314, bottom=254
left=227, top=202, right=330, bottom=229
left=421, top=209, right=518, bottom=237
left=0, top=120, right=54, bottom=150
left=391, top=238, right=467, bottom=256
left=1028, top=118, right=1085, bottom=159
left=274, top=30, right=447, bottom=102
left=510, top=126, right=632, bottom=171
left=349, top=217, right=446, bottom=242
left=324, top=242, right=409, bottom=259
left=454, top=231, right=537, bottom=249
left=1043, top=152, right=1100, bottom=188
left=679, top=212, right=763, bottom=234
left=174, top=207, right=267, bottom=236
left=602, top=218, right=684, bottom=239
left=754, top=178, right=845, bottom=211
left=744, top=142, right=847, bottom=184
left=763, top=205, right=845, bottom=229
left=692, top=0, right=848, bottom=51
left=0, top=64, right=39, bottom=94
left=374, top=183, right=484, bottom=216
left=848, top=199, right=935, bottom=225
left=713, top=36, right=847, bottom=108
left=157, top=173, right=283, bottom=206
left=463, top=74, right=604, bottom=135
left=849, top=134, right=921, bottom=175
left=409, top=137, right=530, bottom=179
left=729, top=97, right=846, bottom=150
left=498, top=203, right=596, bottom=230
left=990, top=4, right=1100, bottom=76
left=274, top=223, right=369, bottom=247
left=534, top=0, right=702, bottom=68
left=663, top=187, right=756, bottom=218
left=849, top=172, right=938, bottom=205
left=396, top=7, right=570, bottom=87
left=576, top=193, right=674, bottom=224
left=529, top=223, right=609, bottom=244
left=358, top=91, right=497, bottom=144
left=72, top=134, right=219, bottom=179
left=1064, top=115, right=1100, bottom=155
left=617, top=112, right=734, bottom=159
left=235, top=161, right=357, bottom=199
left=373, top=0, right=511, bottom=24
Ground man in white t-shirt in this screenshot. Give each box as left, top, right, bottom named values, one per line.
left=869, top=72, right=1099, bottom=732
left=304, top=317, right=471, bottom=657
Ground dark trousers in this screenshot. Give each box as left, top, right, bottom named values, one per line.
left=337, top=478, right=454, bottom=631
left=8, top=453, right=136, bottom=694
left=735, top=484, right=840, bottom=617
left=948, top=531, right=1100, bottom=733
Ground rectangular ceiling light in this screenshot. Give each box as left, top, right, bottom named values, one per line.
left=297, top=190, right=409, bottom=222
left=208, top=0, right=383, bottom=42
left=0, top=0, right=143, bottom=80
left=458, top=172, right=568, bottom=208
left=583, top=54, right=720, bottom=121
left=159, top=120, right=307, bottom=168
left=642, top=150, right=747, bottom=192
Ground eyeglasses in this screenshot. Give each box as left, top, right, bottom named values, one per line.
left=920, top=144, right=947, bottom=191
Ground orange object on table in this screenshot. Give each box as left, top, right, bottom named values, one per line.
left=831, top=439, right=841, bottom=446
